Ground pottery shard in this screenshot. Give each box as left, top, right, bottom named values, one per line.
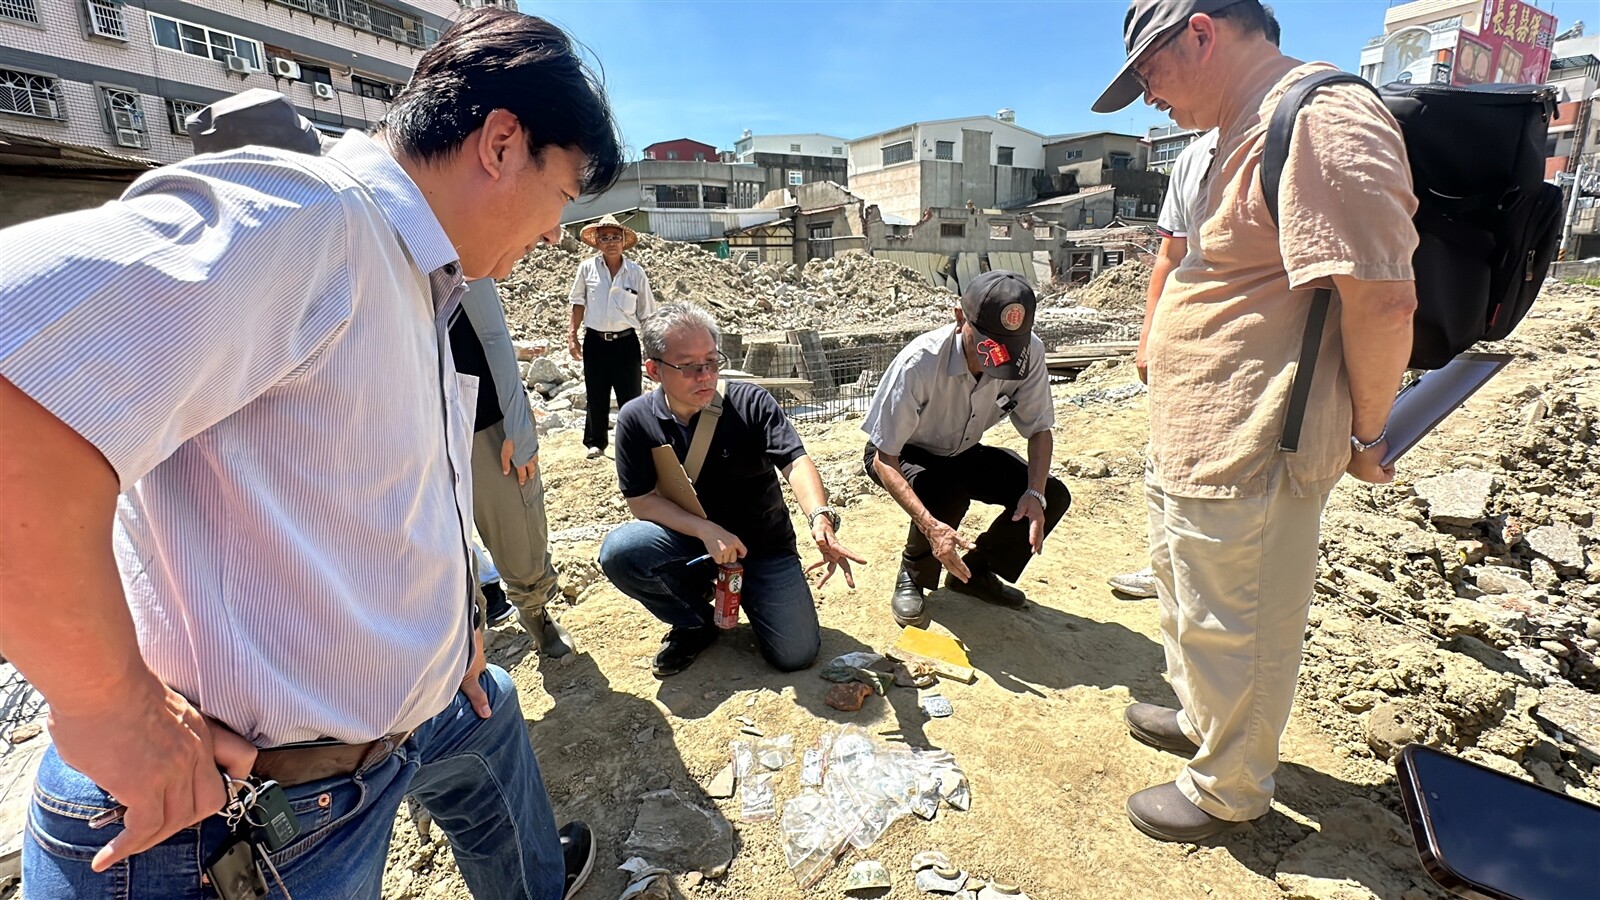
left=825, top=682, right=873, bottom=712
left=1525, top=523, right=1585, bottom=571
left=1414, top=470, right=1494, bottom=526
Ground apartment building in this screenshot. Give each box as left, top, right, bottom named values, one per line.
left=733, top=131, right=849, bottom=189
left=0, top=0, right=461, bottom=166
left=846, top=112, right=1047, bottom=222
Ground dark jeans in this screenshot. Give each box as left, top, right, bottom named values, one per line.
left=864, top=441, right=1071, bottom=590
left=24, top=666, right=563, bottom=900
left=598, top=521, right=821, bottom=671
left=582, top=328, right=642, bottom=451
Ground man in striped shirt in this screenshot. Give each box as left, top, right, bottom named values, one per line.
left=0, top=9, right=620, bottom=899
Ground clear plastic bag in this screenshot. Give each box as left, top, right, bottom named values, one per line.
left=755, top=734, right=794, bottom=770
left=740, top=770, right=777, bottom=822
left=780, top=788, right=850, bottom=888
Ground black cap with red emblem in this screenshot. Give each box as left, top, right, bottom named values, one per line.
left=959, top=270, right=1037, bottom=380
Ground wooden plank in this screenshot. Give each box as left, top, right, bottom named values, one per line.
left=1044, top=341, right=1139, bottom=372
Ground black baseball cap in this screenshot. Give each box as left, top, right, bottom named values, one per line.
left=960, top=270, right=1037, bottom=380
left=1093, top=0, right=1248, bottom=113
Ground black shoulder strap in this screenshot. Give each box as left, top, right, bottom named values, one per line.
left=1262, top=71, right=1377, bottom=226
left=1262, top=70, right=1377, bottom=452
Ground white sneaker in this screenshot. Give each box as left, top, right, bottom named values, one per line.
left=1108, top=567, right=1158, bottom=599
left=584, top=446, right=602, bottom=459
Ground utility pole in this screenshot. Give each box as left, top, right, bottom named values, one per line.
left=1559, top=160, right=1587, bottom=259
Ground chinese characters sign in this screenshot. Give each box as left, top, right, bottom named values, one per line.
left=1456, top=0, right=1556, bottom=86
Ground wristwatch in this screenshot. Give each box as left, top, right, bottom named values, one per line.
left=1350, top=427, right=1388, bottom=453
left=808, top=505, right=842, bottom=533
left=1025, top=488, right=1048, bottom=510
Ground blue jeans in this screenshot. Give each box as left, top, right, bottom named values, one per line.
left=23, top=665, right=563, bottom=900
left=599, top=522, right=821, bottom=671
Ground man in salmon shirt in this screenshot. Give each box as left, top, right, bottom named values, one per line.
left=1093, top=0, right=1418, bottom=842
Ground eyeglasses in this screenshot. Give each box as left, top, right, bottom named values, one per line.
left=595, top=232, right=625, bottom=243
left=1132, top=25, right=1186, bottom=93
left=651, top=353, right=728, bottom=378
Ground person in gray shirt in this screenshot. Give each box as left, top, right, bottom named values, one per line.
left=862, top=271, right=1071, bottom=627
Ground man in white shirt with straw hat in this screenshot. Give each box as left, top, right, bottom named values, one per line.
left=568, top=215, right=656, bottom=458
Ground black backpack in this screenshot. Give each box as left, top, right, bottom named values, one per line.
left=1263, top=71, right=1563, bottom=451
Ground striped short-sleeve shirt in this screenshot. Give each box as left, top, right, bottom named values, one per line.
left=0, top=132, right=477, bottom=747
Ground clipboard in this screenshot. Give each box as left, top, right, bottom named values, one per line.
left=651, top=445, right=707, bottom=518
left=1380, top=351, right=1513, bottom=466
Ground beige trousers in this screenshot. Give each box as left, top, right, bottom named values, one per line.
left=471, top=422, right=560, bottom=621
left=1145, top=462, right=1329, bottom=820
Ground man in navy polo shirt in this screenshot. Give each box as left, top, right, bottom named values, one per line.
left=598, top=304, right=866, bottom=677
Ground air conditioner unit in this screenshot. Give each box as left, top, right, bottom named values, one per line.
left=114, top=128, right=143, bottom=149
left=225, top=55, right=250, bottom=75
left=348, top=13, right=370, bottom=30
left=282, top=0, right=309, bottom=9
left=271, top=57, right=301, bottom=79
left=313, top=82, right=335, bottom=101
left=111, top=110, right=135, bottom=129
left=308, top=0, right=331, bottom=15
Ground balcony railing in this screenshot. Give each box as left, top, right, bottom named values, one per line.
left=269, top=0, right=438, bottom=49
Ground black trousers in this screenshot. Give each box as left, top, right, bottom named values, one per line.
left=582, top=328, right=643, bottom=451
left=864, top=441, right=1071, bottom=590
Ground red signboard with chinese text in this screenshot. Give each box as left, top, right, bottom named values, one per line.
left=1457, top=0, right=1557, bottom=86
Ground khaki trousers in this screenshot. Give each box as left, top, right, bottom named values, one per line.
left=471, top=422, right=560, bottom=621
left=1144, top=462, right=1329, bottom=820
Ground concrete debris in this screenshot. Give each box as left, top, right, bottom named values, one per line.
left=1413, top=470, right=1495, bottom=526
left=1068, top=260, right=1151, bottom=313
left=1525, top=523, right=1585, bottom=571
left=1472, top=565, right=1535, bottom=596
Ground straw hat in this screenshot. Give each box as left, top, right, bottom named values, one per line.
left=579, top=214, right=637, bottom=251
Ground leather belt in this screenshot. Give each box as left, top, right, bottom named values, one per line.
left=252, top=730, right=413, bottom=788
left=587, top=327, right=635, bottom=342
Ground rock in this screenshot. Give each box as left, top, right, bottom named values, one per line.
left=1539, top=640, right=1571, bottom=657
left=1414, top=470, right=1495, bottom=526
left=1457, top=539, right=1488, bottom=565
left=1473, top=565, right=1534, bottom=595
left=623, top=788, right=734, bottom=878
left=706, top=764, right=736, bottom=799
left=1365, top=701, right=1421, bottom=759
left=534, top=411, right=566, bottom=435
left=1525, top=523, right=1585, bottom=571
left=1529, top=558, right=1561, bottom=591
left=1536, top=681, right=1600, bottom=748
left=1063, top=456, right=1111, bottom=479
left=526, top=356, right=565, bottom=385
left=7, top=722, right=42, bottom=743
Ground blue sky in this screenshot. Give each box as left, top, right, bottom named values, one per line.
left=530, top=0, right=1410, bottom=153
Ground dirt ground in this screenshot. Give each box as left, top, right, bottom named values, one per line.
left=380, top=286, right=1600, bottom=900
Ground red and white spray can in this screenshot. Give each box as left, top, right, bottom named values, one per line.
left=714, top=562, right=743, bottom=629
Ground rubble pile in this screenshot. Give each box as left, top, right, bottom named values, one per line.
left=1293, top=286, right=1600, bottom=802
left=498, top=237, right=955, bottom=343
left=1070, top=260, right=1152, bottom=313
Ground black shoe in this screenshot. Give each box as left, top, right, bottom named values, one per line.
left=483, top=582, right=516, bottom=627
left=945, top=567, right=1026, bottom=609
left=891, top=568, right=929, bottom=628
left=559, top=820, right=596, bottom=899
left=652, top=625, right=719, bottom=677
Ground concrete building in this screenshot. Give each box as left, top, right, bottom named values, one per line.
left=560, top=158, right=767, bottom=223
left=0, top=0, right=461, bottom=167
left=1041, top=130, right=1165, bottom=223
left=845, top=112, right=1048, bottom=222
left=732, top=130, right=848, bottom=189
left=643, top=137, right=717, bottom=162
left=1146, top=123, right=1205, bottom=174
left=1550, top=29, right=1600, bottom=259
left=1357, top=0, right=1556, bottom=88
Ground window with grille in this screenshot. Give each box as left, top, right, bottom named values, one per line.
left=989, top=223, right=1011, bottom=239
left=831, top=145, right=842, bottom=155
left=101, top=87, right=146, bottom=146
left=150, top=13, right=264, bottom=70
left=167, top=98, right=206, bottom=135
left=940, top=223, right=964, bottom=238
left=788, top=170, right=803, bottom=186
left=881, top=141, right=912, bottom=166
left=85, top=0, right=127, bottom=39
left=997, top=146, right=1015, bottom=166
left=351, top=75, right=393, bottom=101
left=1034, top=225, right=1051, bottom=240
left=0, top=68, right=63, bottom=120
left=1064, top=148, right=1084, bottom=161
left=0, top=0, right=38, bottom=25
